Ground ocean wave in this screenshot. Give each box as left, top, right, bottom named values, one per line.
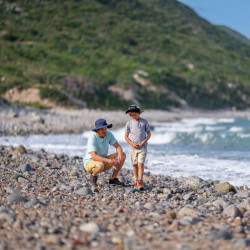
left=229, top=127, right=243, bottom=132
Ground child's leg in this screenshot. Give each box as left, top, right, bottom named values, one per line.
left=130, top=147, right=139, bottom=183
left=133, top=164, right=138, bottom=179
left=138, top=162, right=144, bottom=180
left=137, top=149, right=146, bottom=186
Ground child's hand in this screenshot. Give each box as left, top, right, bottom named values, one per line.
left=132, top=143, right=139, bottom=149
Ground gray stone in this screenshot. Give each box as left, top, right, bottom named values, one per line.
left=149, top=212, right=160, bottom=217
left=209, top=230, right=232, bottom=240
left=70, top=170, right=79, bottom=177
left=234, top=238, right=250, bottom=248
left=223, top=205, right=243, bottom=218
left=45, top=235, right=61, bottom=245
left=144, top=203, right=155, bottom=210
left=178, top=206, right=199, bottom=218
left=199, top=181, right=211, bottom=188
left=182, top=176, right=203, bottom=188
left=16, top=145, right=27, bottom=154
left=71, top=164, right=85, bottom=171
left=69, top=180, right=82, bottom=187
left=27, top=154, right=41, bottom=162
left=0, top=212, right=16, bottom=224
left=238, top=199, right=250, bottom=210
left=6, top=194, right=29, bottom=203
left=212, top=198, right=229, bottom=209
left=125, top=187, right=133, bottom=194
left=178, top=216, right=200, bottom=225
left=183, top=193, right=193, bottom=201
left=18, top=163, right=34, bottom=173
left=162, top=188, right=172, bottom=194
left=80, top=222, right=105, bottom=234
left=157, top=193, right=172, bottom=199
left=5, top=188, right=20, bottom=195
left=126, top=188, right=140, bottom=194
left=74, top=187, right=93, bottom=196
left=47, top=153, right=57, bottom=160
left=214, top=182, right=236, bottom=194
left=213, top=224, right=230, bottom=231
left=98, top=177, right=108, bottom=185
left=12, top=173, right=30, bottom=183
left=0, top=242, right=7, bottom=250
left=26, top=198, right=46, bottom=207
left=41, top=162, right=51, bottom=168
left=234, top=191, right=250, bottom=198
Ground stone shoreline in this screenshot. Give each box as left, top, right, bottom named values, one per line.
left=1, top=104, right=250, bottom=135
left=0, top=145, right=249, bottom=249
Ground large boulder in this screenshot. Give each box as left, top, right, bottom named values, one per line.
left=16, top=145, right=27, bottom=154
left=178, top=206, right=199, bottom=218
left=180, top=176, right=203, bottom=190
left=214, top=182, right=236, bottom=194
left=223, top=205, right=243, bottom=218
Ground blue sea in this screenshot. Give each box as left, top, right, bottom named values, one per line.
left=1, top=117, right=250, bottom=187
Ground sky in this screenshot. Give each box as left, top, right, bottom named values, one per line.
left=177, top=0, right=250, bottom=39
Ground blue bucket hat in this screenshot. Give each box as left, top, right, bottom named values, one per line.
left=92, top=118, right=112, bottom=132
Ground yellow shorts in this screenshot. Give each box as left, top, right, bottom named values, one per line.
left=85, top=153, right=117, bottom=174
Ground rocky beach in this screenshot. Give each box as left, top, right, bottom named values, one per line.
left=1, top=101, right=250, bottom=136
left=0, top=104, right=250, bottom=249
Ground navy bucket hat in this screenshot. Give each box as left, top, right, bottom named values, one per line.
left=125, top=104, right=144, bottom=114
left=92, top=118, right=112, bottom=131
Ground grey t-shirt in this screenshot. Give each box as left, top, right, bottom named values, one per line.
left=125, top=118, right=151, bottom=149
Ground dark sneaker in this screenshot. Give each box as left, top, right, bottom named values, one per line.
left=109, top=177, right=125, bottom=186
left=90, top=175, right=98, bottom=186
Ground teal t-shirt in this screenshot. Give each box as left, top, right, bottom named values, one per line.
left=83, top=130, right=117, bottom=165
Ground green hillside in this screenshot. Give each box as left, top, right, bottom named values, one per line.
left=1, top=0, right=250, bottom=110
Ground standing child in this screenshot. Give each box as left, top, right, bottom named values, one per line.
left=125, top=104, right=151, bottom=190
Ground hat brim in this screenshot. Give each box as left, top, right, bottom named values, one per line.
left=125, top=108, right=143, bottom=114
left=92, top=124, right=112, bottom=131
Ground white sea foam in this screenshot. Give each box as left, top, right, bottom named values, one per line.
left=239, top=134, right=250, bottom=138
left=229, top=127, right=243, bottom=132
left=146, top=153, right=250, bottom=187
left=205, top=126, right=226, bottom=131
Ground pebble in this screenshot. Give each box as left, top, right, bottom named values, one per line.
left=178, top=206, right=199, bottom=218
left=80, top=222, right=105, bottom=233
left=74, top=187, right=93, bottom=196
left=18, top=163, right=34, bottom=173
left=223, top=205, right=243, bottom=218
left=208, top=229, right=233, bottom=240
left=6, top=194, right=29, bottom=203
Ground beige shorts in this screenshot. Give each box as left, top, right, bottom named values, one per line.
left=130, top=147, right=147, bottom=165
left=85, top=153, right=117, bottom=174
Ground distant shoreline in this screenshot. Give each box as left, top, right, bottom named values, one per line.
left=1, top=104, right=250, bottom=136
